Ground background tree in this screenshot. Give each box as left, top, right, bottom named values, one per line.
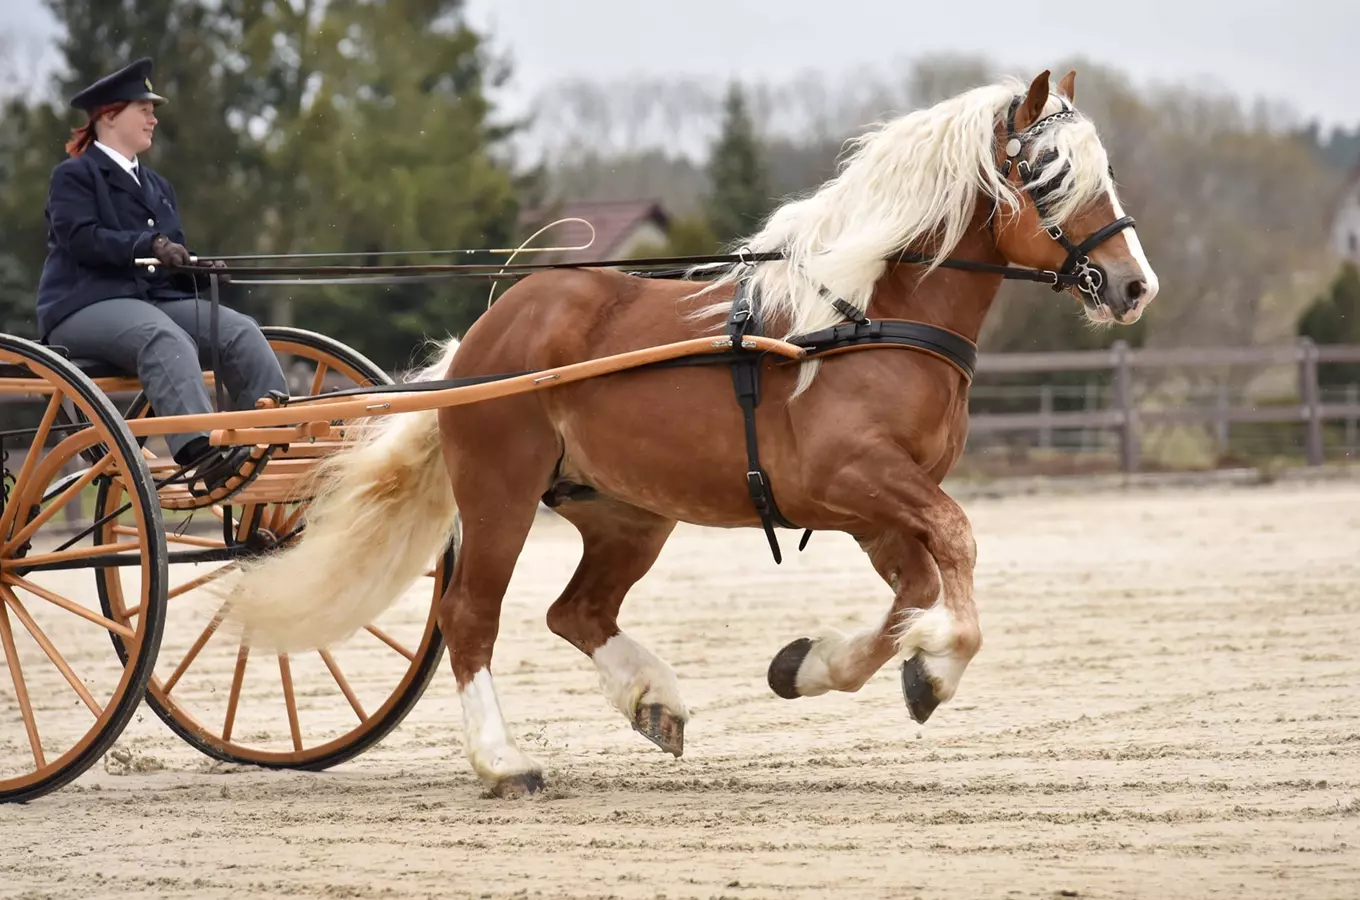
left=1298, top=262, right=1360, bottom=386
left=705, top=82, right=773, bottom=246
left=0, top=0, right=529, bottom=372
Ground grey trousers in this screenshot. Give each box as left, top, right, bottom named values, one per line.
left=47, top=297, right=289, bottom=458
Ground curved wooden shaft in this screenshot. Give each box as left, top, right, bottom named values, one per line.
left=103, top=335, right=806, bottom=442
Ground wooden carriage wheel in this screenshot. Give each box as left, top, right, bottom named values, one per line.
left=93, top=327, right=449, bottom=770
left=0, top=336, right=166, bottom=802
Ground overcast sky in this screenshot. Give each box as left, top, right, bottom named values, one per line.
left=5, top=0, right=1356, bottom=129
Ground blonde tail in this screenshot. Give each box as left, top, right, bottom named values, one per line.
left=216, top=337, right=463, bottom=653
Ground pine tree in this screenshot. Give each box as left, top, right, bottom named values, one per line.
left=1298, top=261, right=1360, bottom=385
left=705, top=82, right=772, bottom=245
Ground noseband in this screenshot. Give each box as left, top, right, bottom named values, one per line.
left=998, top=96, right=1136, bottom=309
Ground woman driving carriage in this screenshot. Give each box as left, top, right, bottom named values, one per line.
left=34, top=57, right=289, bottom=493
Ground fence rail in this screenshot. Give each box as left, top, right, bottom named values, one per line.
left=1, top=338, right=1357, bottom=488
left=968, top=338, right=1360, bottom=472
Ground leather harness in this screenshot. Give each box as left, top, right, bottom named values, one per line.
left=715, top=280, right=977, bottom=564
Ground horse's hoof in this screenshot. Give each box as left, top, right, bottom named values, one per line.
left=900, top=654, right=941, bottom=724
left=492, top=771, right=544, bottom=799
left=767, top=637, right=815, bottom=699
left=633, top=703, right=684, bottom=757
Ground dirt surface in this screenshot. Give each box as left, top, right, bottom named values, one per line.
left=2, top=479, right=1359, bottom=899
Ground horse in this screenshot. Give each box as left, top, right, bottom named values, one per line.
left=217, top=68, right=1158, bottom=798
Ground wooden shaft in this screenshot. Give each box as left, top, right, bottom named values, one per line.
left=111, top=336, right=804, bottom=441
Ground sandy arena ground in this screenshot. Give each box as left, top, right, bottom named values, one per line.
left=2, top=477, right=1358, bottom=899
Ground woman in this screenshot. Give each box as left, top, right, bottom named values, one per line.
left=35, top=57, right=290, bottom=494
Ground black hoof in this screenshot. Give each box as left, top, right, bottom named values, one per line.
left=492, top=771, right=544, bottom=799
left=633, top=703, right=685, bottom=757
left=900, top=654, right=941, bottom=724
left=768, top=637, right=815, bottom=700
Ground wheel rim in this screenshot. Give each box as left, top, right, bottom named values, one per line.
left=0, top=340, right=164, bottom=800
left=95, top=330, right=446, bottom=768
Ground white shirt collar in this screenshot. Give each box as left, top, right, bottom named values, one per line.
left=94, top=141, right=139, bottom=183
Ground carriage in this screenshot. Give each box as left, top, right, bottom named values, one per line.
left=1, top=70, right=1158, bottom=802
left=0, top=265, right=812, bottom=803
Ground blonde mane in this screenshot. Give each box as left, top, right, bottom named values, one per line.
left=692, top=76, right=1118, bottom=393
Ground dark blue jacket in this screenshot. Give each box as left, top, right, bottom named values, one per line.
left=35, top=148, right=204, bottom=339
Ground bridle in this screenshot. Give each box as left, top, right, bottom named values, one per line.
left=997, top=95, right=1137, bottom=311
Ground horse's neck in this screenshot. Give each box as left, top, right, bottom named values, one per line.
left=869, top=214, right=1005, bottom=344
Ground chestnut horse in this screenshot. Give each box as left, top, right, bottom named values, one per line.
left=220, top=69, right=1158, bottom=797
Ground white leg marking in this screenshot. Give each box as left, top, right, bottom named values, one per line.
left=591, top=633, right=689, bottom=721
left=794, top=625, right=887, bottom=697
left=1109, top=186, right=1159, bottom=313
left=458, top=668, right=540, bottom=787
left=894, top=602, right=972, bottom=703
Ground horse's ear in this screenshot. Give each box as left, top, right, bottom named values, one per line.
left=1058, top=69, right=1076, bottom=102
left=1016, top=69, right=1050, bottom=130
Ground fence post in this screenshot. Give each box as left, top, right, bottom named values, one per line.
left=1298, top=337, right=1324, bottom=466
left=1347, top=383, right=1358, bottom=459
left=1113, top=339, right=1139, bottom=473
left=1038, top=383, right=1053, bottom=450
left=1215, top=378, right=1230, bottom=453
left=1082, top=381, right=1098, bottom=453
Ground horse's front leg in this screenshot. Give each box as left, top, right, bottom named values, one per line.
left=769, top=456, right=981, bottom=723
left=768, top=530, right=940, bottom=697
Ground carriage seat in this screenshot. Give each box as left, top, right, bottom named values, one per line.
left=0, top=342, right=132, bottom=380
left=42, top=343, right=130, bottom=379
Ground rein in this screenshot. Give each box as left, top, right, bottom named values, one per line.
left=171, top=246, right=1101, bottom=292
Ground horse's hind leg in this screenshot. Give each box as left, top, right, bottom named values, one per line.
left=438, top=421, right=560, bottom=798
left=545, top=497, right=686, bottom=755
left=768, top=532, right=941, bottom=701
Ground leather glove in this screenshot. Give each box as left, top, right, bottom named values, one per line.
left=150, top=234, right=192, bottom=268
left=203, top=258, right=231, bottom=286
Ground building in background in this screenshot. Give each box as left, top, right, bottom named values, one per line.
left=519, top=200, right=671, bottom=264
left=1331, top=163, right=1360, bottom=264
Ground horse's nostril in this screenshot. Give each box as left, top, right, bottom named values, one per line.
left=1126, top=279, right=1147, bottom=303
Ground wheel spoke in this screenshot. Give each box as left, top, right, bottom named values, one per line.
left=279, top=503, right=307, bottom=537
left=4, top=455, right=114, bottom=556
left=278, top=654, right=302, bottom=751
left=222, top=642, right=250, bottom=741
left=121, top=561, right=238, bottom=619
left=0, top=392, right=63, bottom=543
left=2, top=585, right=103, bottom=718
left=114, top=525, right=224, bottom=550
left=161, top=605, right=228, bottom=694
left=14, top=540, right=142, bottom=569
left=318, top=649, right=367, bottom=721
left=0, top=598, right=44, bottom=767
left=5, top=575, right=136, bottom=639
left=308, top=363, right=329, bottom=396
left=364, top=623, right=415, bottom=661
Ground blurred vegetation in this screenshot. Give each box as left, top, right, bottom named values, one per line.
left=0, top=10, right=1355, bottom=398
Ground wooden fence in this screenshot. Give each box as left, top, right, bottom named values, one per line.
left=968, top=338, right=1360, bottom=472
left=3, top=339, right=1359, bottom=521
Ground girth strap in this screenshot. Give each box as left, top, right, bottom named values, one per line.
left=726, top=281, right=803, bottom=564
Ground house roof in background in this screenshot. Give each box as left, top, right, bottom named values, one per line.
left=519, top=199, right=670, bottom=264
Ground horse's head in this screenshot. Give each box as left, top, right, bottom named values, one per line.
left=990, top=69, right=1158, bottom=325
